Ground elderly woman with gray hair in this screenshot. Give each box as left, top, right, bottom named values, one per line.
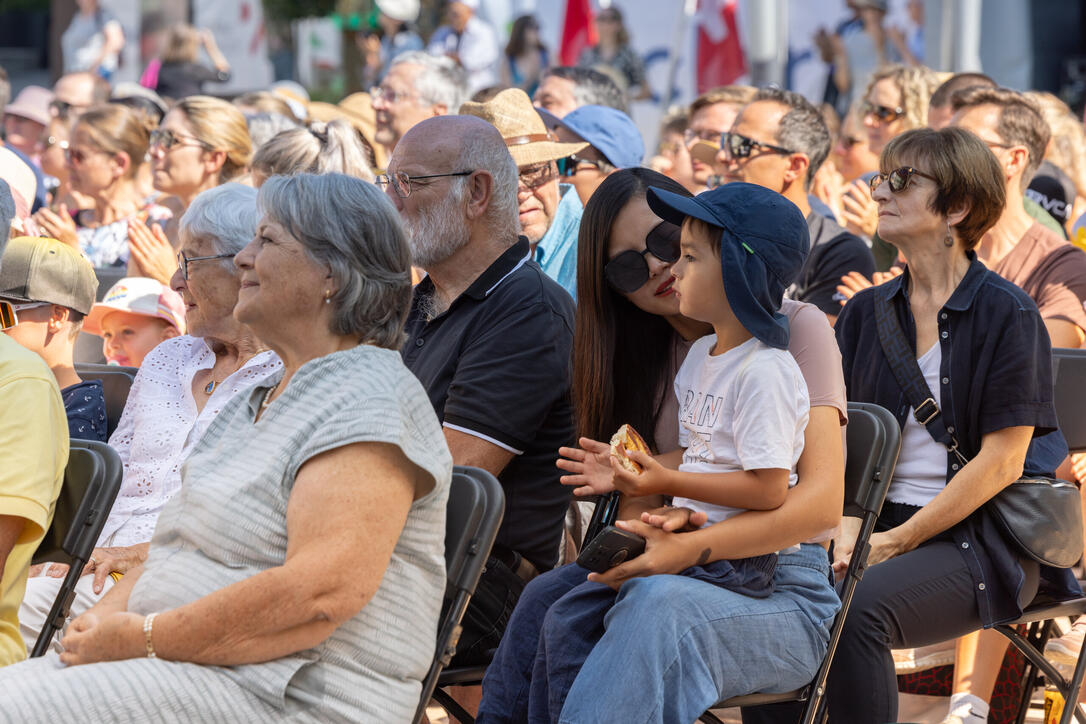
left=0, top=173, right=452, bottom=723
left=19, top=182, right=281, bottom=652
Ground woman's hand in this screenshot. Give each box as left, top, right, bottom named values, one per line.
left=812, top=162, right=845, bottom=224
left=32, top=204, right=79, bottom=248
left=1070, top=453, right=1086, bottom=486
left=640, top=505, right=708, bottom=533
left=59, top=611, right=145, bottom=666
left=557, top=438, right=616, bottom=496
left=841, top=180, right=879, bottom=239
left=587, top=518, right=702, bottom=590
left=836, top=267, right=904, bottom=305
left=128, top=221, right=177, bottom=285
left=610, top=450, right=671, bottom=498
left=831, top=516, right=861, bottom=580
left=83, top=544, right=150, bottom=594
left=865, top=529, right=911, bottom=567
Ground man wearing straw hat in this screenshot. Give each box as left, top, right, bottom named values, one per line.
left=461, top=88, right=588, bottom=299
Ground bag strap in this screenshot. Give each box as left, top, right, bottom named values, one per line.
left=872, top=292, right=969, bottom=466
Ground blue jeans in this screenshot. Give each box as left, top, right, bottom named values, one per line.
left=558, top=543, right=840, bottom=724
left=478, top=563, right=589, bottom=724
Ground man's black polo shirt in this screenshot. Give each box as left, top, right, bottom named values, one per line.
left=788, top=212, right=876, bottom=315
left=402, top=237, right=576, bottom=572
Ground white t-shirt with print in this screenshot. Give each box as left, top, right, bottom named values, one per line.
left=671, top=335, right=810, bottom=525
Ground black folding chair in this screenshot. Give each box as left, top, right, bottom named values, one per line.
left=413, top=466, right=505, bottom=724
left=30, top=439, right=124, bottom=657
left=989, top=348, right=1086, bottom=724
left=73, top=363, right=138, bottom=437
left=700, top=401, right=901, bottom=724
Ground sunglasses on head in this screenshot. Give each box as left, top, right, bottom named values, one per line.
left=862, top=102, right=905, bottom=123
left=0, top=301, right=48, bottom=329
left=869, top=166, right=938, bottom=194
left=721, top=131, right=794, bottom=159
left=604, top=221, right=682, bottom=294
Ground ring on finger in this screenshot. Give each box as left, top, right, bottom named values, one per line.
left=88, top=557, right=98, bottom=567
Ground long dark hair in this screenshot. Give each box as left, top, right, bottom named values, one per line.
left=505, top=15, right=545, bottom=59
left=573, top=168, right=693, bottom=452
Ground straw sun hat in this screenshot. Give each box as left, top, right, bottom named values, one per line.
left=459, top=88, right=587, bottom=167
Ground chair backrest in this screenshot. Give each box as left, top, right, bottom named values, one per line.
left=444, top=466, right=505, bottom=603
left=32, top=439, right=124, bottom=566
left=1051, top=348, right=1086, bottom=454
left=843, top=402, right=902, bottom=519
left=413, top=466, right=505, bottom=724
left=73, top=363, right=138, bottom=438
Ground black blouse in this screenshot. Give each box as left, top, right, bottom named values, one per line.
left=835, top=254, right=1080, bottom=625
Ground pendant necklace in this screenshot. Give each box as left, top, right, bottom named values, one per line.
left=204, top=379, right=217, bottom=394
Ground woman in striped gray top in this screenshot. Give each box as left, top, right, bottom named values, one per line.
left=0, top=173, right=453, bottom=723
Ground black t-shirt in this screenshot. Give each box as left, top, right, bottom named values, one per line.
left=788, top=212, right=876, bottom=316
left=402, top=238, right=576, bottom=571
left=155, top=62, right=230, bottom=101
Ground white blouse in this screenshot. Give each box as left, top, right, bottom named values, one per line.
left=98, top=335, right=281, bottom=548
left=886, top=343, right=948, bottom=507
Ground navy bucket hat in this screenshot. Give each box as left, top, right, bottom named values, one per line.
left=646, top=182, right=810, bottom=349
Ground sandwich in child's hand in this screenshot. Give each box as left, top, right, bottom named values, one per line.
left=610, top=424, right=650, bottom=474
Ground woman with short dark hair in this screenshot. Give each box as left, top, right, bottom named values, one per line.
left=827, top=126, right=1081, bottom=722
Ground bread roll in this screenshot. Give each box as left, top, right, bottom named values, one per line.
left=610, top=424, right=650, bottom=474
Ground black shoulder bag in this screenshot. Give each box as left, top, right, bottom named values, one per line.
left=872, top=293, right=1082, bottom=568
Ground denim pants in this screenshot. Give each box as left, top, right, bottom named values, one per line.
left=558, top=543, right=840, bottom=724
left=478, top=544, right=838, bottom=724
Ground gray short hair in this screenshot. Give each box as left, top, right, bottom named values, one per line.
left=751, top=87, right=830, bottom=187
left=456, top=131, right=519, bottom=241
left=180, top=183, right=258, bottom=265
left=257, top=174, right=412, bottom=348
left=391, top=51, right=468, bottom=114
left=245, top=111, right=301, bottom=148
left=544, top=66, right=627, bottom=113
left=252, top=120, right=375, bottom=182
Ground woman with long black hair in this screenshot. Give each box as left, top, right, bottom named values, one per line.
left=474, top=168, right=848, bottom=723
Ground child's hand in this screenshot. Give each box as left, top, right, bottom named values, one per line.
left=611, top=449, right=670, bottom=497
left=641, top=505, right=707, bottom=532
left=557, top=437, right=615, bottom=496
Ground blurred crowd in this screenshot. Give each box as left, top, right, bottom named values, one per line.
left=0, top=0, right=1084, bottom=723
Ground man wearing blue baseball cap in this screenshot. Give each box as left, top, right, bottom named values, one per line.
left=550, top=104, right=645, bottom=206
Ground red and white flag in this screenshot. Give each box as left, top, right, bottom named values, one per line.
left=559, top=0, right=597, bottom=67
left=695, top=0, right=746, bottom=92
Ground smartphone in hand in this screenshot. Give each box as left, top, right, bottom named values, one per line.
left=577, top=525, right=646, bottom=573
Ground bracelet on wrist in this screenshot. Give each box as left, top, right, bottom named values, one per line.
left=143, top=612, right=158, bottom=659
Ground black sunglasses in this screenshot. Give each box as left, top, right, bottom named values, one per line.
left=869, top=166, right=938, bottom=194
left=721, top=131, right=794, bottom=160
left=604, top=221, right=682, bottom=294
left=862, top=102, right=906, bottom=123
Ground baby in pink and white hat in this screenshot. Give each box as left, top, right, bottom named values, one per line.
left=84, top=277, right=186, bottom=366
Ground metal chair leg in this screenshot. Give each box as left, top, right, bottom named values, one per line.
left=431, top=688, right=476, bottom=724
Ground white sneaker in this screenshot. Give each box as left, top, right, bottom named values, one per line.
left=1046, top=620, right=1086, bottom=666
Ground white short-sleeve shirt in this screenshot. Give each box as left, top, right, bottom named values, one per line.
left=671, top=335, right=810, bottom=525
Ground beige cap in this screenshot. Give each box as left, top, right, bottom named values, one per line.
left=0, top=236, right=98, bottom=315
left=459, top=88, right=587, bottom=167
